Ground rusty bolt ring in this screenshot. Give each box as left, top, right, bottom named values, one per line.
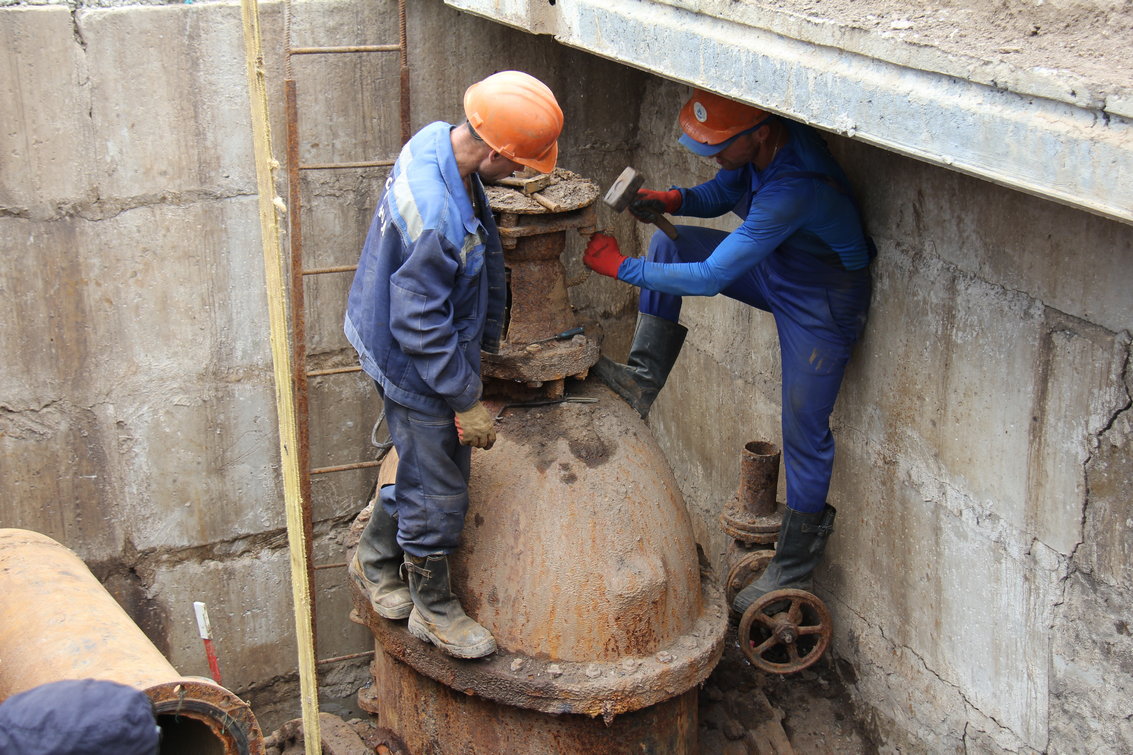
left=354, top=567, right=728, bottom=718
left=151, top=693, right=255, bottom=754
left=719, top=509, right=784, bottom=535
left=481, top=339, right=600, bottom=382
left=737, top=588, right=832, bottom=675
left=721, top=524, right=780, bottom=546
left=724, top=550, right=775, bottom=607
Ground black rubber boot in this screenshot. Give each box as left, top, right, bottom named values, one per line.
left=349, top=498, right=412, bottom=620
left=404, top=554, right=496, bottom=659
left=593, top=313, right=688, bottom=418
left=732, top=504, right=836, bottom=615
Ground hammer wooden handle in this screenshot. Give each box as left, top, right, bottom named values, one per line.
left=652, top=214, right=679, bottom=240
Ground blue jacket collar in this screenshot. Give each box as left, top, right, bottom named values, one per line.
left=435, top=123, right=482, bottom=234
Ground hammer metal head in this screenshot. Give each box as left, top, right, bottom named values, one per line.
left=603, top=166, right=645, bottom=213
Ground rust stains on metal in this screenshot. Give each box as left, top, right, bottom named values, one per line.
left=482, top=169, right=600, bottom=392
left=361, top=645, right=699, bottom=753
left=738, top=589, right=833, bottom=675
left=350, top=381, right=726, bottom=716
left=485, top=168, right=599, bottom=218
left=351, top=167, right=724, bottom=753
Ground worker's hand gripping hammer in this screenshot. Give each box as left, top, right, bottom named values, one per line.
left=603, top=166, right=679, bottom=240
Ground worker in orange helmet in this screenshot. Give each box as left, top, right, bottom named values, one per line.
left=345, top=71, right=563, bottom=659
left=583, top=89, right=875, bottom=616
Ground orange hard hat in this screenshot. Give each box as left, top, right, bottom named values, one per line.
left=464, top=71, right=564, bottom=174
left=678, top=89, right=770, bottom=156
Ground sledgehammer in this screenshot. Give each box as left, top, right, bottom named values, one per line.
left=603, top=166, right=679, bottom=240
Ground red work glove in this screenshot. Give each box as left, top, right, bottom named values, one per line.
left=583, top=233, right=626, bottom=279
left=629, top=188, right=682, bottom=222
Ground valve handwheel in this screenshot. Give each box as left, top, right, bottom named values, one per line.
left=737, top=588, right=832, bottom=674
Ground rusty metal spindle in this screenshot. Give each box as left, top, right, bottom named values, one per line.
left=500, top=230, right=576, bottom=343
left=736, top=440, right=781, bottom=519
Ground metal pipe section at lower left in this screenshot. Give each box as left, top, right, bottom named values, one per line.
left=0, top=528, right=264, bottom=755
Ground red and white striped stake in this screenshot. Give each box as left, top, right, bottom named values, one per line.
left=193, top=601, right=223, bottom=686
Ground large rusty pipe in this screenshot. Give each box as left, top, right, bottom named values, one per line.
left=364, top=648, right=699, bottom=754
left=0, top=529, right=264, bottom=755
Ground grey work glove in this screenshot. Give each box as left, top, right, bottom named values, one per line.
left=454, top=401, right=496, bottom=450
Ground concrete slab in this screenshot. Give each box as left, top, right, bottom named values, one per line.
left=80, top=4, right=255, bottom=200
left=0, top=199, right=270, bottom=402
left=446, top=0, right=1133, bottom=226
left=0, top=7, right=94, bottom=216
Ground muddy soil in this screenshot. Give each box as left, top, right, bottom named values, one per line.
left=700, top=642, right=877, bottom=754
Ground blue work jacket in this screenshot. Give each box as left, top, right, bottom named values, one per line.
left=345, top=121, right=506, bottom=414
left=618, top=119, right=872, bottom=296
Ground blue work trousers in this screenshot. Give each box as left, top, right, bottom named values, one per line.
left=378, top=389, right=471, bottom=557
left=640, top=226, right=871, bottom=514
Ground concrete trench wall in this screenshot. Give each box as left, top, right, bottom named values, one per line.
left=2, top=0, right=1131, bottom=748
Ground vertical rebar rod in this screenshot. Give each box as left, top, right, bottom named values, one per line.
left=398, top=0, right=411, bottom=144
left=284, top=78, right=318, bottom=653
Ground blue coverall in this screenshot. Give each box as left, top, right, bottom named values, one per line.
left=344, top=122, right=506, bottom=555
left=618, top=120, right=873, bottom=514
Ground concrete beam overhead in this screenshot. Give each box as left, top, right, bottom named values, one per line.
left=445, top=0, right=1133, bottom=227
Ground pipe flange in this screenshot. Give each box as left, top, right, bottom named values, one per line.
left=724, top=550, right=775, bottom=607
left=721, top=523, right=780, bottom=545
left=482, top=337, right=599, bottom=383
left=351, top=566, right=727, bottom=720
left=149, top=679, right=263, bottom=755
left=720, top=505, right=783, bottom=540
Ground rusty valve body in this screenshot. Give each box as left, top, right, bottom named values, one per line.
left=719, top=443, right=836, bottom=675
left=481, top=168, right=601, bottom=398
left=350, top=169, right=727, bottom=753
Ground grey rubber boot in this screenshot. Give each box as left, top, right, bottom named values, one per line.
left=593, top=313, right=688, bottom=418
left=349, top=499, right=412, bottom=620
left=732, top=504, right=837, bottom=615
left=404, top=554, right=497, bottom=659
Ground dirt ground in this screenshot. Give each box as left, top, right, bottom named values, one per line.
left=700, top=642, right=876, bottom=754
left=743, top=0, right=1132, bottom=99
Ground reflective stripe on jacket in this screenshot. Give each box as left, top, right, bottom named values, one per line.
left=345, top=121, right=505, bottom=414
